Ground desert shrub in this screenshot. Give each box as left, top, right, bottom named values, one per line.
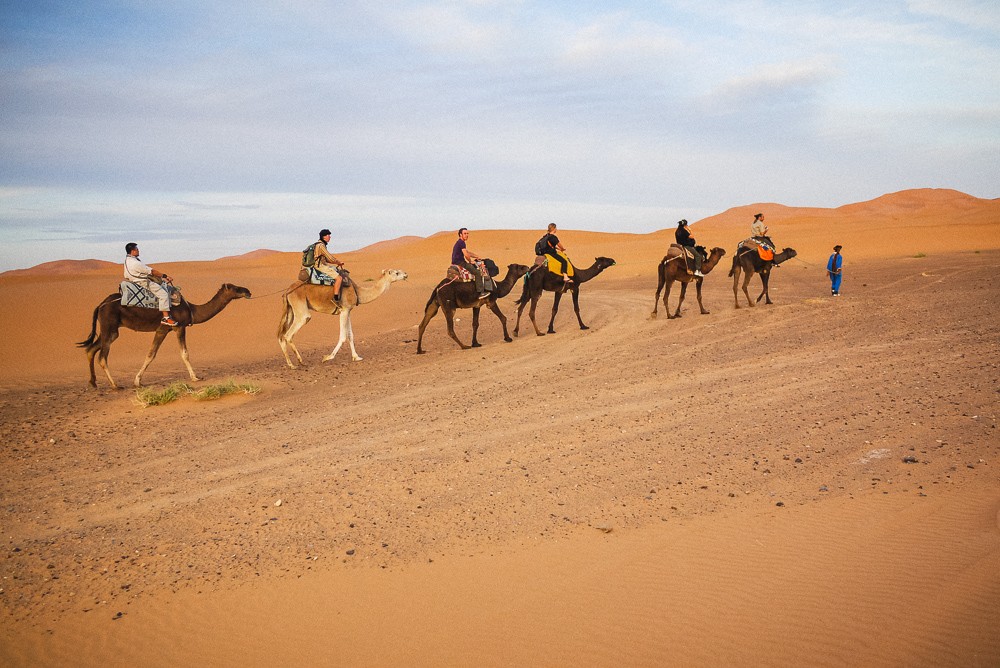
left=134, top=380, right=261, bottom=407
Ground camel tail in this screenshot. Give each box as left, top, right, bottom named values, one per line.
left=424, top=290, right=438, bottom=312
left=76, top=304, right=102, bottom=348
left=728, top=254, right=738, bottom=277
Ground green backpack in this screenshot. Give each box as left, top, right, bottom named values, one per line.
left=302, top=242, right=317, bottom=267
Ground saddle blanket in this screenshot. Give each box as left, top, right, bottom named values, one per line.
left=446, top=264, right=474, bottom=281
left=740, top=239, right=774, bottom=261
left=306, top=267, right=337, bottom=285
left=120, top=281, right=181, bottom=308
left=533, top=251, right=574, bottom=278
left=120, top=281, right=158, bottom=308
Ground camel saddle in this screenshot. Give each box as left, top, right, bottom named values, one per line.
left=120, top=281, right=181, bottom=308
left=300, top=267, right=353, bottom=287
left=532, top=251, right=575, bottom=278
left=739, top=240, right=774, bottom=261
left=446, top=264, right=475, bottom=282
left=669, top=244, right=706, bottom=274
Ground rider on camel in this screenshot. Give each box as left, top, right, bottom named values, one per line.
left=675, top=220, right=705, bottom=277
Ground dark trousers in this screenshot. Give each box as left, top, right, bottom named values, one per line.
left=545, top=250, right=568, bottom=274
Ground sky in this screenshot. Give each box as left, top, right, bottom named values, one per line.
left=1, top=0, right=998, bottom=271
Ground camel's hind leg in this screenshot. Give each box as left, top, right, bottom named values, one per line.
left=86, top=342, right=100, bottom=388
left=652, top=266, right=666, bottom=318
left=279, top=298, right=312, bottom=368
left=416, top=299, right=440, bottom=354
left=97, top=330, right=121, bottom=389
left=443, top=305, right=470, bottom=349
left=133, top=326, right=172, bottom=387
left=732, top=266, right=743, bottom=308
left=741, top=271, right=755, bottom=307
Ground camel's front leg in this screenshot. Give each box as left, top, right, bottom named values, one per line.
left=487, top=300, right=512, bottom=342
left=133, top=326, right=172, bottom=387
left=756, top=270, right=772, bottom=305
left=470, top=306, right=482, bottom=347
left=547, top=290, right=564, bottom=334
left=570, top=287, right=589, bottom=331
left=176, top=327, right=200, bottom=382
left=695, top=279, right=709, bottom=314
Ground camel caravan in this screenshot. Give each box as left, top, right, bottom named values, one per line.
left=80, top=216, right=798, bottom=388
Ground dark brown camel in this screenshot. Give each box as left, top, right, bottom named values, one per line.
left=416, top=263, right=530, bottom=353
left=651, top=246, right=727, bottom=319
left=513, top=256, right=616, bottom=337
left=728, top=246, right=797, bottom=308
left=78, top=283, right=252, bottom=388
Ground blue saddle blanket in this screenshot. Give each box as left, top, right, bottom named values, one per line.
left=120, top=281, right=158, bottom=308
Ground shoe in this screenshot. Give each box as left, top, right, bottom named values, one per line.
left=478, top=292, right=491, bottom=299
left=694, top=271, right=705, bottom=278
left=161, top=317, right=179, bottom=327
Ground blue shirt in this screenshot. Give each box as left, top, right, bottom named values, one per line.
left=827, top=253, right=842, bottom=273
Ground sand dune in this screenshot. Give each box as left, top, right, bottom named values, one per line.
left=1, top=189, right=998, bottom=666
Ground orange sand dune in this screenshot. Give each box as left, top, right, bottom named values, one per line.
left=1, top=189, right=998, bottom=667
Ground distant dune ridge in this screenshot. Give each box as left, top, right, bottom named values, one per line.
left=3, top=188, right=997, bottom=277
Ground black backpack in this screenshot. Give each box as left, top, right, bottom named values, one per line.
left=534, top=234, right=550, bottom=256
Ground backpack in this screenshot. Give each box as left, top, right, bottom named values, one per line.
left=534, top=234, right=550, bottom=256
left=302, top=242, right=317, bottom=267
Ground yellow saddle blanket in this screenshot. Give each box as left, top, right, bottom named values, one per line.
left=540, top=251, right=574, bottom=278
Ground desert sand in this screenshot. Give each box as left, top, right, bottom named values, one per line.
left=1, top=188, right=999, bottom=666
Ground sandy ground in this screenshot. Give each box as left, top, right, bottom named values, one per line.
left=1, top=189, right=999, bottom=666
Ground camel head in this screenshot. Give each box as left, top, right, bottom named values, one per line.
left=222, top=283, right=253, bottom=299
left=776, top=248, right=797, bottom=263
left=595, top=256, right=616, bottom=270
left=507, top=263, right=531, bottom=280
left=709, top=247, right=727, bottom=259
left=381, top=269, right=408, bottom=283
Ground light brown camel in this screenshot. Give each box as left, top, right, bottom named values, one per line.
left=78, top=283, right=252, bottom=389
left=651, top=246, right=727, bottom=319
left=277, top=268, right=407, bottom=368
left=416, top=263, right=530, bottom=354
left=513, top=256, right=616, bottom=337
left=729, top=245, right=798, bottom=308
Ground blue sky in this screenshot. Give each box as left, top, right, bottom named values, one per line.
left=1, top=0, right=998, bottom=271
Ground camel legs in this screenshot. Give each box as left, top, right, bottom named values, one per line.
left=96, top=330, right=121, bottom=389
left=513, top=296, right=529, bottom=337
left=133, top=326, right=193, bottom=388
left=486, top=300, right=514, bottom=343
left=694, top=279, right=710, bottom=314
left=525, top=292, right=545, bottom=337
left=569, top=286, right=589, bottom=331
left=546, top=290, right=564, bottom=334
left=652, top=270, right=666, bottom=318
left=670, top=280, right=686, bottom=318
left=470, top=306, right=482, bottom=347
left=755, top=270, right=772, bottom=305
left=416, top=300, right=440, bottom=354
left=278, top=300, right=312, bottom=368
left=443, top=305, right=471, bottom=350
left=323, top=308, right=362, bottom=362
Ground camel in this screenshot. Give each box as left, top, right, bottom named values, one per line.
left=513, top=256, right=616, bottom=337
left=416, top=263, right=530, bottom=354
left=78, top=283, right=252, bottom=389
left=651, top=246, right=727, bottom=319
left=729, top=245, right=798, bottom=308
left=277, top=268, right=407, bottom=368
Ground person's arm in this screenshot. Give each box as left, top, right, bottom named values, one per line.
left=463, top=247, right=480, bottom=262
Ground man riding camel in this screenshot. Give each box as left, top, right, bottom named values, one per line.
left=451, top=227, right=491, bottom=298
left=749, top=213, right=775, bottom=252
left=124, top=242, right=177, bottom=327
left=675, top=219, right=705, bottom=277
left=313, top=228, right=346, bottom=305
